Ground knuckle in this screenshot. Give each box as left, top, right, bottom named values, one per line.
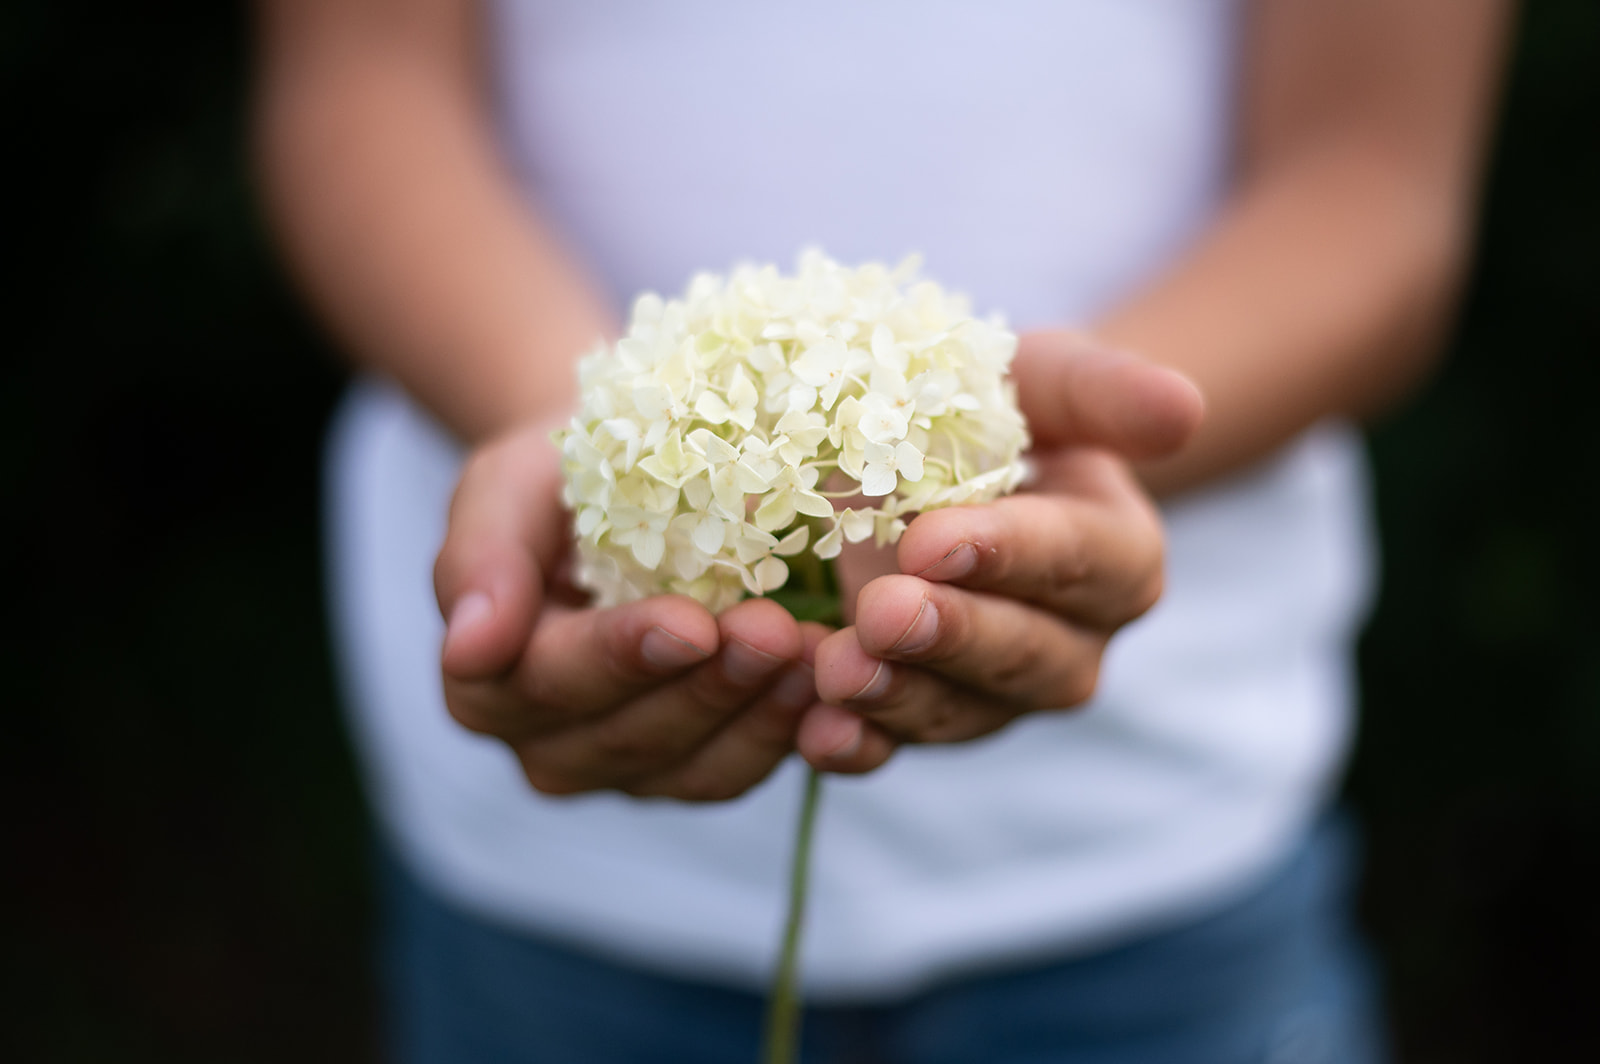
left=516, top=667, right=559, bottom=712
left=988, top=637, right=1050, bottom=694
left=1042, top=524, right=1091, bottom=597
left=977, top=519, right=1016, bottom=586
left=679, top=670, right=749, bottom=717
left=597, top=621, right=641, bottom=681
left=746, top=697, right=807, bottom=743
left=911, top=699, right=963, bottom=743
left=505, top=666, right=581, bottom=731
left=869, top=691, right=951, bottom=744
left=587, top=716, right=658, bottom=764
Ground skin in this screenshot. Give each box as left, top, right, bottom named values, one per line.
left=255, top=0, right=1510, bottom=799
left=427, top=354, right=1199, bottom=797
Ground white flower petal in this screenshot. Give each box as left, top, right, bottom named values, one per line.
left=738, top=563, right=763, bottom=596
left=692, top=514, right=726, bottom=554
left=858, top=394, right=910, bottom=444
left=813, top=521, right=844, bottom=559
left=733, top=460, right=772, bottom=493
left=754, top=492, right=797, bottom=532
left=838, top=443, right=865, bottom=481
left=691, top=428, right=740, bottom=465
left=754, top=555, right=789, bottom=593
left=631, top=530, right=665, bottom=570
left=774, top=525, right=810, bottom=556
left=553, top=251, right=1027, bottom=610
left=840, top=508, right=876, bottom=543
left=682, top=477, right=712, bottom=511
left=728, top=365, right=758, bottom=409
left=861, top=464, right=897, bottom=497
left=633, top=380, right=672, bottom=420
left=734, top=525, right=778, bottom=564
left=746, top=342, right=786, bottom=372
left=871, top=323, right=909, bottom=373
left=793, top=489, right=834, bottom=519
left=694, top=391, right=733, bottom=424
left=895, top=441, right=925, bottom=482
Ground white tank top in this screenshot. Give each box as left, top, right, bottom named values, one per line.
left=325, top=0, right=1376, bottom=1000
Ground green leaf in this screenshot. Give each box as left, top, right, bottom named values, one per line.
left=765, top=589, right=843, bottom=626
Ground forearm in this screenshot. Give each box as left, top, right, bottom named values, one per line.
left=253, top=0, right=613, bottom=443
left=1074, top=0, right=1512, bottom=498
left=1098, top=145, right=1470, bottom=497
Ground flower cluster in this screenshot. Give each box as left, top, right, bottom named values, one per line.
left=556, top=250, right=1029, bottom=610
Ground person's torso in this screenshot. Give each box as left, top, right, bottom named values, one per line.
left=324, top=0, right=1377, bottom=998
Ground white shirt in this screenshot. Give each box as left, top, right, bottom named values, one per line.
left=325, top=0, right=1376, bottom=1001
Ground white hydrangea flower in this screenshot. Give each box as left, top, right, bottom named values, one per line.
left=556, top=250, right=1030, bottom=610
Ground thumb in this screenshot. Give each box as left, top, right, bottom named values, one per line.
left=433, top=423, right=569, bottom=680
left=1013, top=331, right=1204, bottom=458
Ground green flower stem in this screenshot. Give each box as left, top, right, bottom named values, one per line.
left=761, top=550, right=838, bottom=1064
left=761, top=765, right=822, bottom=1064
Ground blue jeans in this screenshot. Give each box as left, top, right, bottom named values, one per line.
left=379, top=817, right=1388, bottom=1064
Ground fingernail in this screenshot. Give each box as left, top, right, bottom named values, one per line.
left=723, top=640, right=783, bottom=686
left=891, top=597, right=939, bottom=655
left=824, top=719, right=863, bottom=762
left=443, top=592, right=493, bottom=656
left=850, top=660, right=892, bottom=702
left=770, top=665, right=817, bottom=711
left=641, top=627, right=711, bottom=670
left=918, top=542, right=977, bottom=582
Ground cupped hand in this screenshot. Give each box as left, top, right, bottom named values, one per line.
left=433, top=420, right=822, bottom=801
left=800, top=334, right=1205, bottom=772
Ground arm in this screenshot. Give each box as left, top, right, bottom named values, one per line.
left=810, top=0, right=1512, bottom=755
left=1043, top=0, right=1514, bottom=496
left=253, top=0, right=612, bottom=443
left=254, top=1, right=1195, bottom=791
left=255, top=0, right=825, bottom=800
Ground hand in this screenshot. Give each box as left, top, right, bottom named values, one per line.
left=433, top=420, right=823, bottom=801
left=799, top=335, right=1205, bottom=771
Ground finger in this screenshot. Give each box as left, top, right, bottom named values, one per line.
left=795, top=619, right=900, bottom=773
left=796, top=701, right=898, bottom=774
left=443, top=594, right=717, bottom=739
left=794, top=623, right=898, bottom=774
left=626, top=622, right=831, bottom=801
left=897, top=452, right=1164, bottom=629
left=435, top=422, right=571, bottom=679
left=515, top=598, right=804, bottom=792
left=1012, top=333, right=1204, bottom=457
left=819, top=578, right=1106, bottom=739
left=812, top=624, right=1026, bottom=744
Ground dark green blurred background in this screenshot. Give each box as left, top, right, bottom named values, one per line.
left=5, top=4, right=1596, bottom=1061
